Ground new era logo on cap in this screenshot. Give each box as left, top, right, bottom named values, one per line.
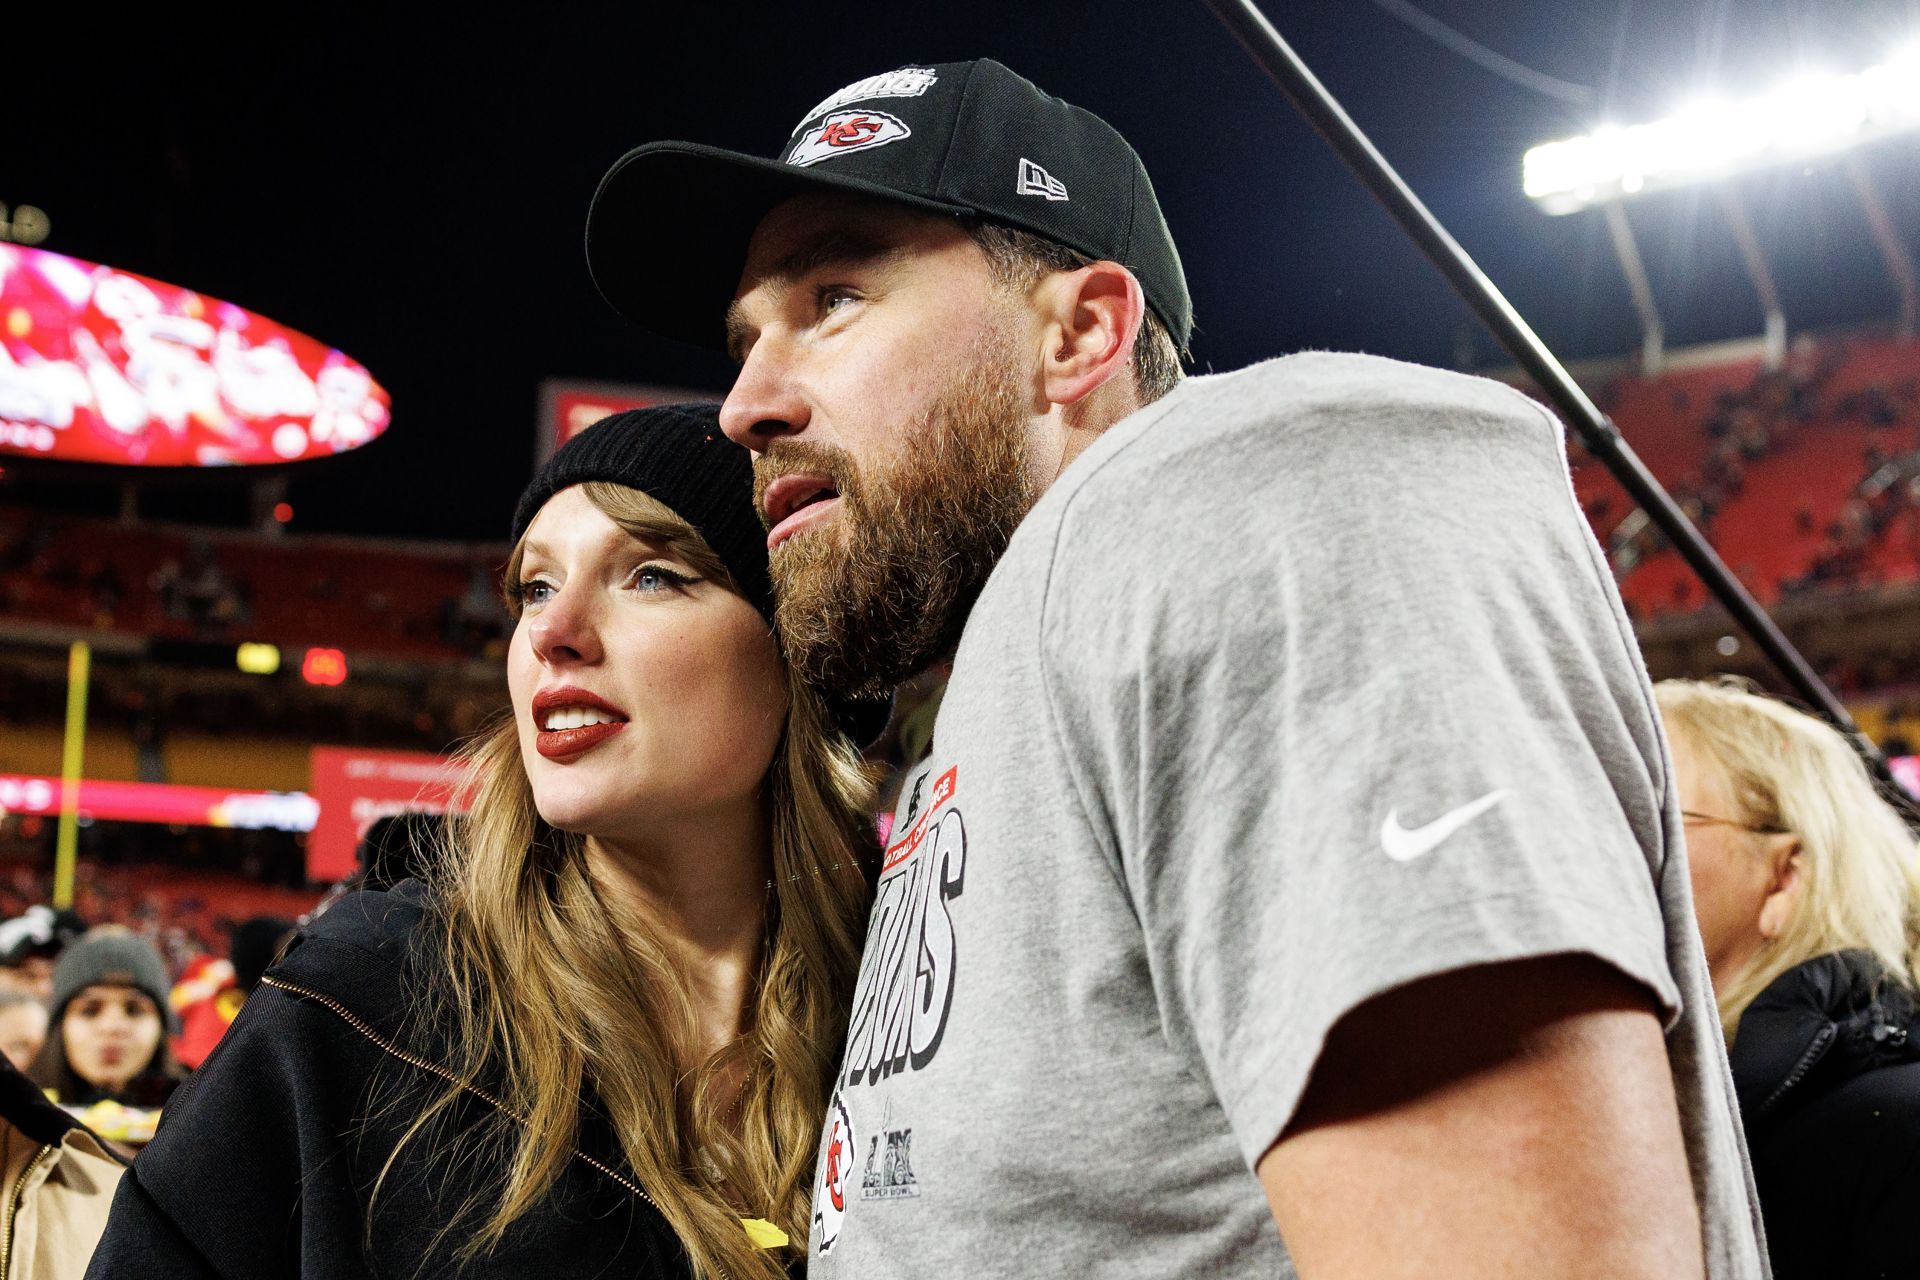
left=787, top=110, right=913, bottom=168
left=1016, top=158, right=1068, bottom=201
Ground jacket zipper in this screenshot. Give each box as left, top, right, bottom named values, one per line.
left=1, top=1142, right=54, bottom=1275
left=258, top=974, right=662, bottom=1213
left=1758, top=1021, right=1837, bottom=1116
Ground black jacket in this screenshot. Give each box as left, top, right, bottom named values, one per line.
left=85, top=882, right=692, bottom=1279
left=1729, top=950, right=1920, bottom=1280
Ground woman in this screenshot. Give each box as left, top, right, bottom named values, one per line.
left=88, top=404, right=879, bottom=1279
left=29, top=932, right=181, bottom=1114
left=1657, top=678, right=1920, bottom=1280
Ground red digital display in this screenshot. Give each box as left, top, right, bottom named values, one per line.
left=301, top=647, right=349, bottom=686
left=0, top=244, right=390, bottom=466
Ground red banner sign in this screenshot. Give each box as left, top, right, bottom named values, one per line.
left=0, top=773, right=316, bottom=831
left=0, top=244, right=389, bottom=466
left=306, top=747, right=468, bottom=882
left=536, top=378, right=709, bottom=464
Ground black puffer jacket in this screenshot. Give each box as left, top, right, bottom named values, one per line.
left=1729, top=950, right=1920, bottom=1280
left=85, top=882, right=693, bottom=1279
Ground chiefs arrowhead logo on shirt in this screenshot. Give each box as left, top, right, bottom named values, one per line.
left=787, top=110, right=911, bottom=167
left=814, top=1091, right=856, bottom=1253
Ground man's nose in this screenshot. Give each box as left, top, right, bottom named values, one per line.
left=721, top=339, right=809, bottom=452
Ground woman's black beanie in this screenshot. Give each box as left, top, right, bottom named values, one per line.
left=512, top=403, right=773, bottom=622
left=511, top=402, right=890, bottom=746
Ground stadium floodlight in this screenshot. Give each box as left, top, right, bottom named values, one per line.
left=1524, top=43, right=1920, bottom=214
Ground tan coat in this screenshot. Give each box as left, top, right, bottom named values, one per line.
left=0, top=1121, right=123, bottom=1280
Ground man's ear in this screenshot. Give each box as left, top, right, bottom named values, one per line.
left=1756, top=838, right=1805, bottom=941
left=1034, top=261, right=1145, bottom=409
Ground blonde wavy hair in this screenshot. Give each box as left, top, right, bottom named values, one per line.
left=1656, top=677, right=1920, bottom=1039
left=385, top=481, right=876, bottom=1278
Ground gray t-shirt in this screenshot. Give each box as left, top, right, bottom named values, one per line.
left=808, top=352, right=1767, bottom=1277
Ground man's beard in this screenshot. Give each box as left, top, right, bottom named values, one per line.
left=754, top=327, right=1034, bottom=702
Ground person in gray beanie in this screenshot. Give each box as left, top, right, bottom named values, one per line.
left=30, top=931, right=181, bottom=1110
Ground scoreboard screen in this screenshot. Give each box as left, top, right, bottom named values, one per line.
left=0, top=244, right=389, bottom=467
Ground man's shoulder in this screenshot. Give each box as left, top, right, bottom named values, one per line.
left=1027, top=352, right=1555, bottom=535
left=1069, top=353, right=1551, bottom=496
left=1182, top=350, right=1546, bottom=420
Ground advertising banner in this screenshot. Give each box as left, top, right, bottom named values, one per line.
left=0, top=773, right=316, bottom=831
left=0, top=244, right=389, bottom=466
left=307, top=747, right=468, bottom=882
left=536, top=378, right=710, bottom=464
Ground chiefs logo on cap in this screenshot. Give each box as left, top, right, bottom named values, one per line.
left=787, top=110, right=911, bottom=168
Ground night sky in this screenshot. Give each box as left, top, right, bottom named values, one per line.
left=12, top=0, right=1917, bottom=540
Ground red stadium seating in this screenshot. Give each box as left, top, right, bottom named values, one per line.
left=1568, top=334, right=1920, bottom=616
left=0, top=510, right=503, bottom=660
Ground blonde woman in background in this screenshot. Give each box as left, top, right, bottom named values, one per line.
left=87, top=405, right=880, bottom=1280
left=1657, top=678, right=1920, bottom=1280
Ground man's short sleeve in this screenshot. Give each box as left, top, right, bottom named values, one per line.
left=1037, top=357, right=1681, bottom=1170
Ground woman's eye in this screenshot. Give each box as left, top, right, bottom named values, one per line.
left=514, top=578, right=554, bottom=607
left=632, top=564, right=697, bottom=593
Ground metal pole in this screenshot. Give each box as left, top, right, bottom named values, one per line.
left=1200, top=0, right=1912, bottom=815
left=54, top=641, right=90, bottom=910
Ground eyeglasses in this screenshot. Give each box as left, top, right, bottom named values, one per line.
left=1680, top=810, right=1789, bottom=836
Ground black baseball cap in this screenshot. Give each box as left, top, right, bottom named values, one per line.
left=587, top=59, right=1190, bottom=352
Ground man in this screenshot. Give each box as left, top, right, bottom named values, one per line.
left=586, top=60, right=1767, bottom=1277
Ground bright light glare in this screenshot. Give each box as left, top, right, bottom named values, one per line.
left=1525, top=46, right=1920, bottom=213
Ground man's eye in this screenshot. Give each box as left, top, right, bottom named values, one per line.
left=819, top=287, right=859, bottom=316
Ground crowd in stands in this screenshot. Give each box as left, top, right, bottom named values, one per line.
left=0, top=895, right=295, bottom=1150
left=0, top=507, right=513, bottom=661
left=0, top=859, right=313, bottom=984
left=1572, top=334, right=1920, bottom=617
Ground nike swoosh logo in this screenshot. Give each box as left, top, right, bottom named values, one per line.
left=1380, top=789, right=1513, bottom=863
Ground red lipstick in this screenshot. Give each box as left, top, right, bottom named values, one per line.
left=530, top=687, right=629, bottom=761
